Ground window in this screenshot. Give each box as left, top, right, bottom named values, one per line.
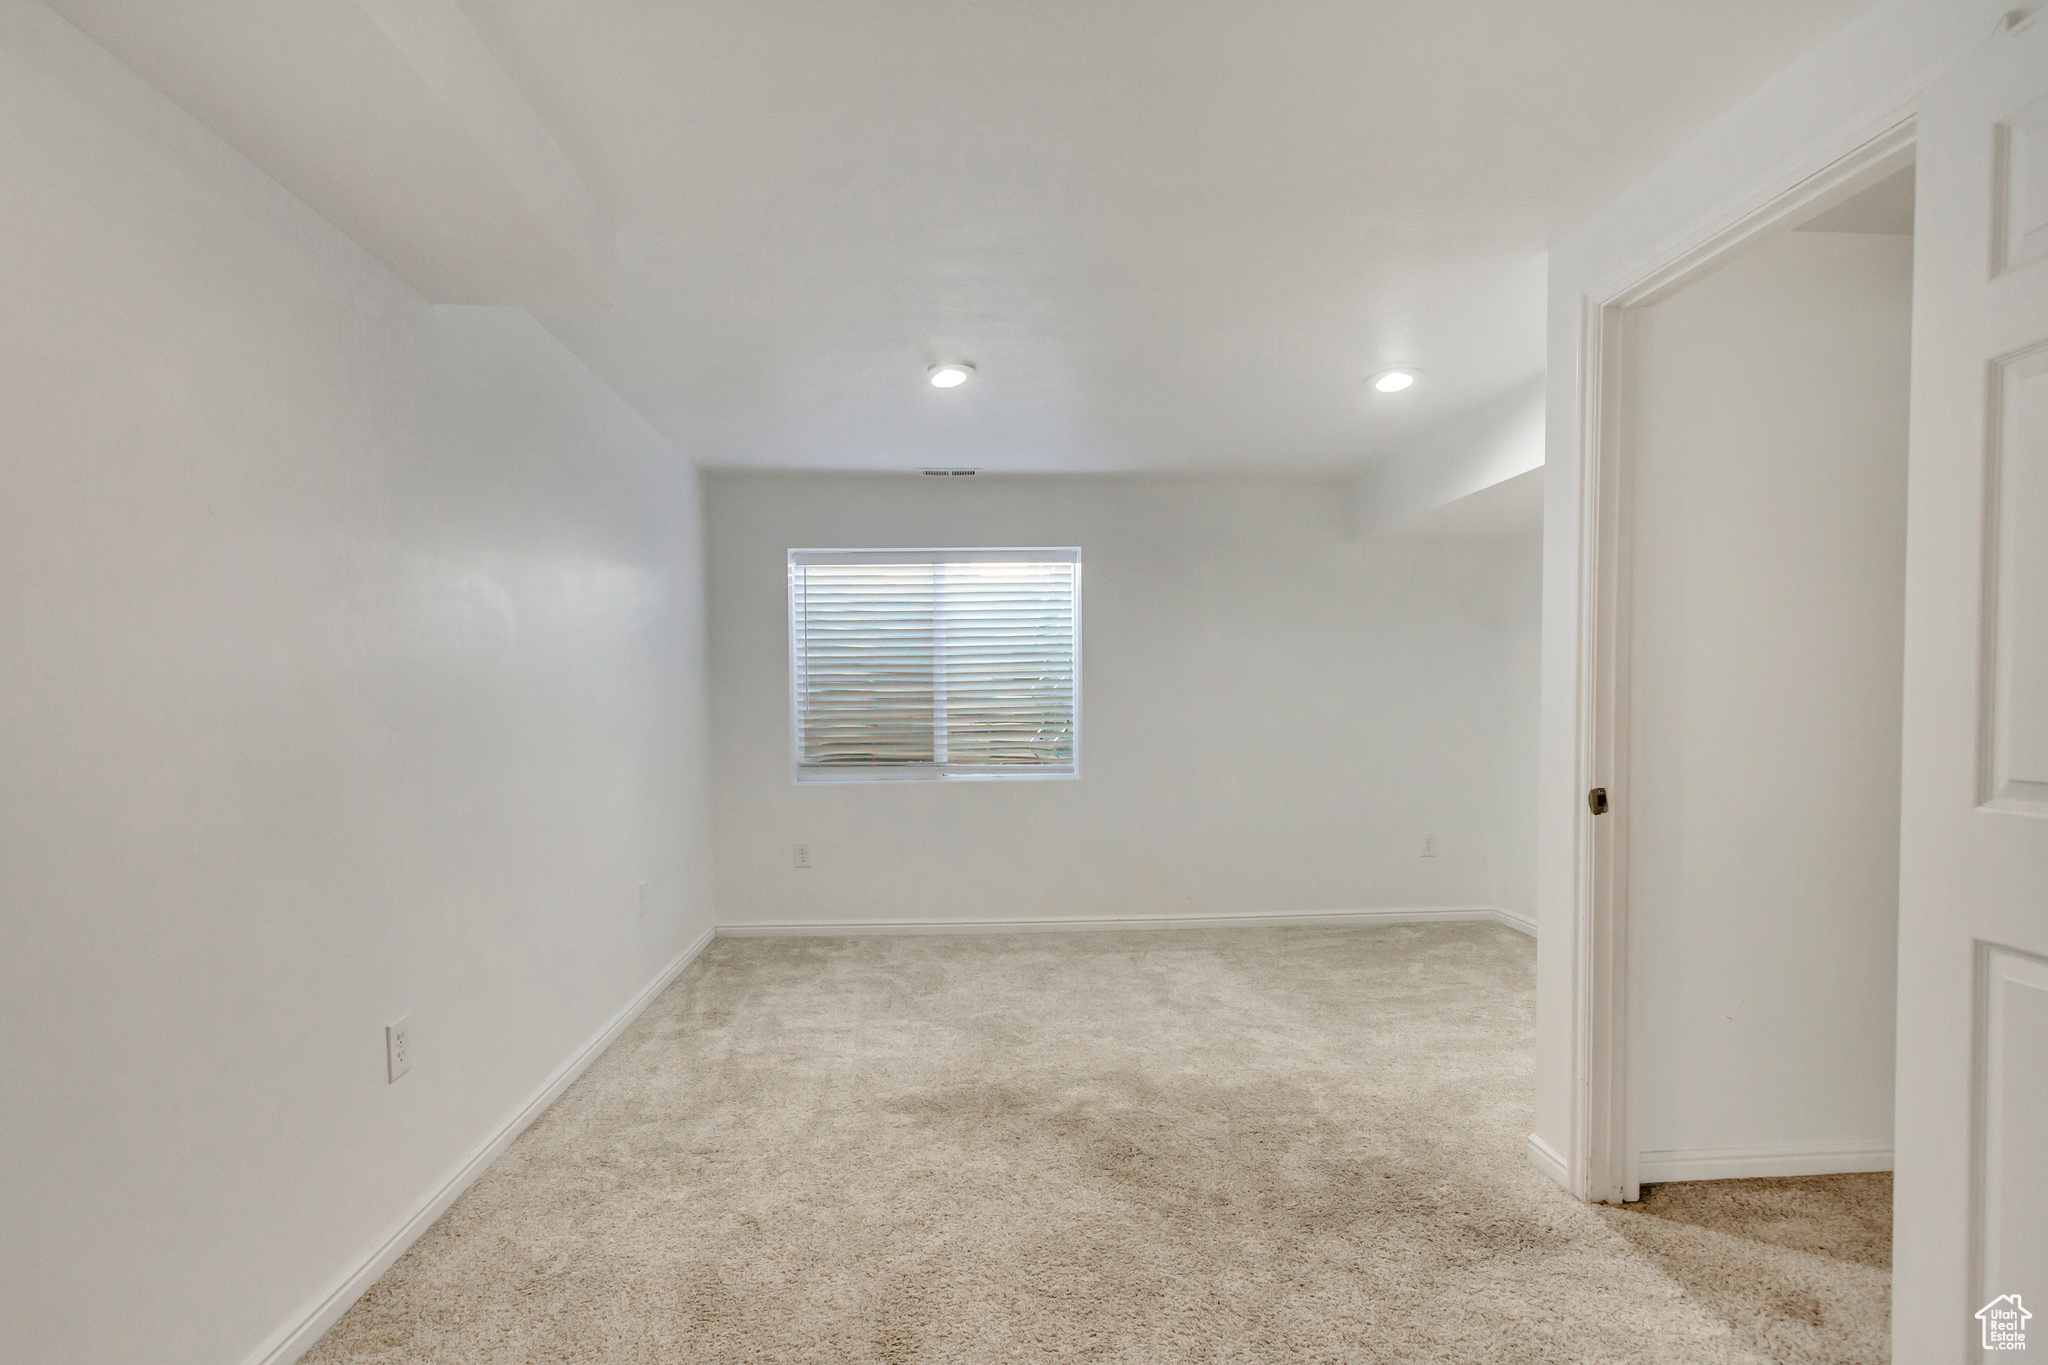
left=788, top=548, right=1080, bottom=781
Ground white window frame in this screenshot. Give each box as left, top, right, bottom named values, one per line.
left=787, top=547, right=1082, bottom=784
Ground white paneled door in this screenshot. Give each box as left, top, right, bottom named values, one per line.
left=1898, top=14, right=2048, bottom=1362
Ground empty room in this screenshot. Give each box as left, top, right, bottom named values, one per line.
left=3, top=2, right=2043, bottom=1364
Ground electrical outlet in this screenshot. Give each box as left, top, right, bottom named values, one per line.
left=637, top=881, right=649, bottom=917
left=793, top=844, right=812, bottom=870
left=386, top=1016, right=412, bottom=1083
left=1421, top=834, right=1438, bottom=858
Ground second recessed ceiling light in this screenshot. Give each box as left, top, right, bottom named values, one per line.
left=1371, top=369, right=1418, bottom=393
left=929, top=362, right=974, bottom=388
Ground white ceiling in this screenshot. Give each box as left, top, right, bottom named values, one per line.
left=465, top=0, right=1870, bottom=473
left=48, top=0, right=617, bottom=306
left=57, top=0, right=1874, bottom=474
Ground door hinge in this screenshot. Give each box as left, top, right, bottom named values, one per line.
left=1588, top=787, right=1609, bottom=815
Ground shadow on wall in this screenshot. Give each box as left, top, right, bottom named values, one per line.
left=1032, top=839, right=1211, bottom=920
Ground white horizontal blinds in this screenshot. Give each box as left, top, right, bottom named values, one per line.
left=791, top=549, right=1079, bottom=775
left=794, top=563, right=936, bottom=765
left=933, top=561, right=1075, bottom=766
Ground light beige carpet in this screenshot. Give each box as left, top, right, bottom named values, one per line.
left=306, top=924, right=1889, bottom=1363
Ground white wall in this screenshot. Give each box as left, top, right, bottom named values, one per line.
left=1625, top=228, right=1909, bottom=1177
left=707, top=473, right=1541, bottom=929
left=1485, top=530, right=1545, bottom=932
left=1347, top=377, right=1545, bottom=540
left=0, top=5, right=713, bottom=1363
left=1533, top=0, right=2007, bottom=1194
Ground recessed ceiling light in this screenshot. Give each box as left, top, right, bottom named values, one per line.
left=1370, top=369, right=1418, bottom=393
left=928, top=362, right=974, bottom=388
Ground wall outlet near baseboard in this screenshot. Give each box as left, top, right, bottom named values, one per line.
left=793, top=844, right=812, bottom=870
left=386, top=1016, right=412, bottom=1083
left=1421, top=834, right=1437, bottom=858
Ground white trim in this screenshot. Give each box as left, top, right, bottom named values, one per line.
left=789, top=546, right=1082, bottom=567
left=1528, top=1132, right=1571, bottom=1188
left=1637, top=1140, right=1894, bottom=1184
left=792, top=764, right=1078, bottom=784
left=245, top=927, right=716, bottom=1365
left=1492, top=906, right=1536, bottom=938
left=714, top=907, right=1533, bottom=938
left=1567, top=115, right=1917, bottom=1208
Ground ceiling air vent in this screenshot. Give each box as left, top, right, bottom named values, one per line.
left=921, top=469, right=978, bottom=476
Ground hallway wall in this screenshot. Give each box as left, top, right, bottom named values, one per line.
left=0, top=5, right=714, bottom=1361
left=1624, top=227, right=1910, bottom=1178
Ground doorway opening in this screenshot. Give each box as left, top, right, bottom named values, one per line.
left=1619, top=159, right=1913, bottom=1197
left=1572, top=123, right=1916, bottom=1206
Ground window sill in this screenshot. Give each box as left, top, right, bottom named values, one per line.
left=793, top=766, right=1078, bottom=785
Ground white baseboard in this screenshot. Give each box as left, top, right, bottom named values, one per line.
left=246, top=926, right=716, bottom=1365
left=1491, top=907, right=1536, bottom=937
left=717, top=907, right=1534, bottom=938
left=1636, top=1139, right=1893, bottom=1184
left=1527, top=1132, right=1571, bottom=1190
